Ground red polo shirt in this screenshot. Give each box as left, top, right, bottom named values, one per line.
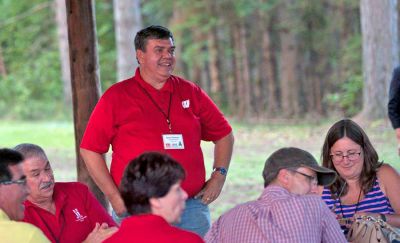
left=104, top=214, right=204, bottom=243
left=80, top=69, right=232, bottom=197
left=23, top=182, right=116, bottom=243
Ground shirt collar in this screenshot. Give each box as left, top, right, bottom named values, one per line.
left=122, top=214, right=170, bottom=228
left=260, top=185, right=291, bottom=199
left=134, top=68, right=173, bottom=93
left=24, top=183, right=67, bottom=217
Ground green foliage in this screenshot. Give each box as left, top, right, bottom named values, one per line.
left=0, top=0, right=66, bottom=119
left=95, top=1, right=117, bottom=89
left=0, top=0, right=119, bottom=119
left=326, top=75, right=363, bottom=116
left=325, top=34, right=363, bottom=116
left=141, top=0, right=173, bottom=25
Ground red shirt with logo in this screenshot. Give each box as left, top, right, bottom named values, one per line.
left=104, top=214, right=204, bottom=243
left=23, top=182, right=116, bottom=243
left=80, top=69, right=232, bottom=197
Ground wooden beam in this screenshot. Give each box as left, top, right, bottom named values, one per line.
left=66, top=0, right=107, bottom=209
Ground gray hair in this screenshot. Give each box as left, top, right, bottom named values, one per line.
left=13, top=143, right=47, bottom=161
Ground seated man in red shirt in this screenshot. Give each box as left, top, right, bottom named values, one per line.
left=14, top=143, right=117, bottom=243
left=104, top=152, right=204, bottom=243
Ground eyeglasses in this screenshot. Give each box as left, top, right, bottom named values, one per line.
left=0, top=178, right=26, bottom=186
left=330, top=152, right=361, bottom=163
left=288, top=169, right=318, bottom=186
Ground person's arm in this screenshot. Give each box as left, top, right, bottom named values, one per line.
left=196, top=132, right=234, bottom=204
left=80, top=148, right=126, bottom=216
left=360, top=164, right=400, bottom=227
left=27, top=227, right=51, bottom=243
left=388, top=67, right=400, bottom=155
left=321, top=202, right=347, bottom=243
left=204, top=217, right=222, bottom=243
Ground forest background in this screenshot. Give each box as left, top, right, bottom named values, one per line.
left=0, top=0, right=399, bottom=220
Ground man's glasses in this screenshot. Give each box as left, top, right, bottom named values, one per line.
left=0, top=178, right=26, bottom=186
left=288, top=169, right=318, bottom=186
left=330, top=152, right=361, bottom=163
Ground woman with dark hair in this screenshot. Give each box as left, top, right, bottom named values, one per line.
left=104, top=152, right=203, bottom=243
left=321, top=119, right=400, bottom=234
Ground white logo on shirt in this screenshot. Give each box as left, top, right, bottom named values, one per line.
left=182, top=99, right=190, bottom=109
left=73, top=208, right=87, bottom=222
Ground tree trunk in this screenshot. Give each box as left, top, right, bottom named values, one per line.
left=223, top=25, right=236, bottom=115
left=236, top=21, right=252, bottom=119
left=55, top=0, right=72, bottom=108
left=207, top=24, right=222, bottom=106
left=259, top=8, right=278, bottom=116
left=279, top=1, right=300, bottom=118
left=66, top=0, right=107, bottom=209
left=191, top=29, right=208, bottom=91
left=113, top=0, right=142, bottom=81
left=169, top=4, right=186, bottom=77
left=360, top=0, right=399, bottom=119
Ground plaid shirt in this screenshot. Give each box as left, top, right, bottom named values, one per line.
left=205, top=186, right=346, bottom=243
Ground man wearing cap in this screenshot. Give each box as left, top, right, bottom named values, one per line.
left=204, top=147, right=346, bottom=243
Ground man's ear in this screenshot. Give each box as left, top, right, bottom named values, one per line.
left=277, top=169, right=290, bottom=185
left=137, top=50, right=144, bottom=64
left=149, top=197, right=161, bottom=210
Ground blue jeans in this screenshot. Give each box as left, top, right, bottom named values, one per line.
left=173, top=198, right=211, bottom=237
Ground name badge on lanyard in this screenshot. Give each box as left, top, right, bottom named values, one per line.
left=162, top=134, right=185, bottom=149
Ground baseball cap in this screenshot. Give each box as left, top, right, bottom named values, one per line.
left=263, top=147, right=337, bottom=186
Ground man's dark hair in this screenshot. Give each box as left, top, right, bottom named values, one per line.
left=134, top=25, right=174, bottom=51
left=120, top=152, right=185, bottom=215
left=0, top=148, right=24, bottom=182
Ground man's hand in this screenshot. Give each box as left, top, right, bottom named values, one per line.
left=195, top=172, right=226, bottom=205
left=109, top=192, right=127, bottom=217
left=82, top=223, right=118, bottom=243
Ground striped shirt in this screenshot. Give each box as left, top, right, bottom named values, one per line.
left=205, top=186, right=346, bottom=243
left=321, top=178, right=394, bottom=233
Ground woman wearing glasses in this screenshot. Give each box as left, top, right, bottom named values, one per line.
left=320, top=119, right=400, bottom=235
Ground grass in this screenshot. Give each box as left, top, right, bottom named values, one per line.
left=1, top=119, right=399, bottom=220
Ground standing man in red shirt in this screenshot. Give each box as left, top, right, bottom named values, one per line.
left=80, top=25, right=234, bottom=237
left=14, top=143, right=117, bottom=243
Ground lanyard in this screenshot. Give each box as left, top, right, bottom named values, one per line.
left=137, top=81, right=173, bottom=133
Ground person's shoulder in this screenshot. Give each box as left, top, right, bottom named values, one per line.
left=377, top=163, right=399, bottom=177
left=170, top=75, right=201, bottom=90
left=103, top=77, right=135, bottom=96
left=4, top=221, right=48, bottom=237
left=284, top=193, right=326, bottom=209
left=5, top=220, right=38, bottom=230
left=215, top=200, right=257, bottom=223
left=377, top=163, right=400, bottom=184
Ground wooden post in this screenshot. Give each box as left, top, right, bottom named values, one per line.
left=66, top=0, right=107, bottom=209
